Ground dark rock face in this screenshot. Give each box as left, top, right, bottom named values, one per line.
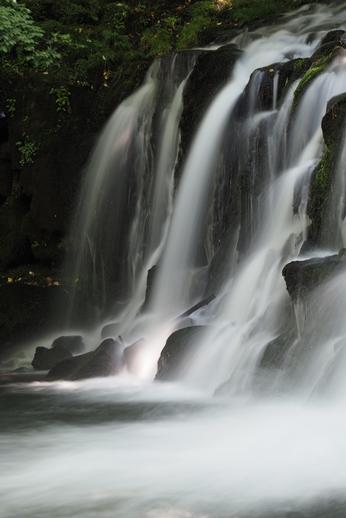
left=304, top=91, right=346, bottom=247
left=156, top=326, right=207, bottom=381
left=283, top=254, right=346, bottom=301
left=52, top=335, right=85, bottom=355
left=259, top=300, right=298, bottom=370
left=313, top=29, right=346, bottom=61
left=237, top=58, right=311, bottom=117
left=179, top=44, right=242, bottom=173
left=322, top=93, right=346, bottom=149
left=47, top=338, right=123, bottom=381
left=0, top=284, right=72, bottom=359
left=142, top=264, right=159, bottom=309
left=32, top=345, right=72, bottom=370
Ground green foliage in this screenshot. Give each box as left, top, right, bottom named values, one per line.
left=0, top=0, right=66, bottom=73
left=5, top=98, right=16, bottom=118
left=177, top=1, right=215, bottom=49
left=49, top=86, right=71, bottom=113
left=228, top=0, right=307, bottom=24
left=16, top=135, right=39, bottom=167
left=141, top=27, right=172, bottom=57
left=0, top=0, right=43, bottom=56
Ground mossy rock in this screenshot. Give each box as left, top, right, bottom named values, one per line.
left=307, top=94, right=346, bottom=246
left=294, top=30, right=346, bottom=104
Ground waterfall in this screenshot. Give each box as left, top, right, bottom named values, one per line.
left=67, top=54, right=195, bottom=321
left=63, top=1, right=346, bottom=389
left=7, top=4, right=346, bottom=518
left=149, top=31, right=318, bottom=321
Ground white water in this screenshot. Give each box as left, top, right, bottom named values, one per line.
left=181, top=58, right=346, bottom=394
left=2, top=379, right=346, bottom=518
left=150, top=28, right=317, bottom=320
left=69, top=55, right=194, bottom=318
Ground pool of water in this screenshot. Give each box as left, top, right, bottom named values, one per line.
left=1, top=376, right=346, bottom=518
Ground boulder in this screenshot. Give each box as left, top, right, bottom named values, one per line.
left=51, top=335, right=85, bottom=355
left=32, top=345, right=72, bottom=370
left=322, top=93, right=346, bottom=148
left=283, top=253, right=346, bottom=301
left=156, top=326, right=207, bottom=381
left=47, top=338, right=123, bottom=381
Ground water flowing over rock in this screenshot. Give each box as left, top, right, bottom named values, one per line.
left=53, top=1, right=346, bottom=392
left=283, top=253, right=346, bottom=301
left=47, top=338, right=123, bottom=381
left=67, top=53, right=196, bottom=322
left=156, top=326, right=208, bottom=381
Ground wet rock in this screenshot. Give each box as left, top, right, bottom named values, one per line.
left=177, top=295, right=215, bottom=320
left=322, top=93, right=346, bottom=148
left=294, top=33, right=346, bottom=104
left=260, top=300, right=298, bottom=370
left=260, top=330, right=296, bottom=370
left=51, top=335, right=85, bottom=355
left=313, top=29, right=346, bottom=60
left=179, top=44, right=242, bottom=173
left=283, top=254, right=346, bottom=301
left=306, top=93, right=346, bottom=247
left=156, top=326, right=207, bottom=381
left=142, top=264, right=158, bottom=309
left=47, top=338, right=123, bottom=381
left=237, top=58, right=311, bottom=116
left=32, top=345, right=72, bottom=370
left=320, top=29, right=346, bottom=48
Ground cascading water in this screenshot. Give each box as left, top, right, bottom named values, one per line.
left=181, top=55, right=346, bottom=395
left=68, top=53, right=195, bottom=321
left=5, top=3, right=346, bottom=518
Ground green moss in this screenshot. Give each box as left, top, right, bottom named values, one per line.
left=16, top=135, right=39, bottom=167
left=293, top=58, right=309, bottom=73
left=307, top=146, right=334, bottom=243
left=222, top=0, right=308, bottom=25
left=315, top=147, right=332, bottom=195
left=294, top=53, right=333, bottom=103
left=141, top=27, right=173, bottom=57
left=295, top=64, right=325, bottom=99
